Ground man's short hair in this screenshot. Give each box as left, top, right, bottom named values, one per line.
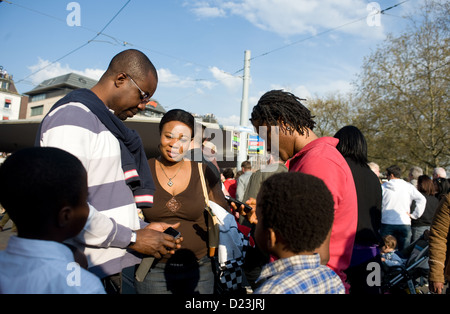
left=103, top=49, right=158, bottom=83
left=433, top=167, right=447, bottom=178
left=409, top=166, right=423, bottom=180
left=257, top=172, right=334, bottom=253
left=386, top=165, right=402, bottom=179
left=0, top=147, right=87, bottom=235
left=241, top=161, right=251, bottom=170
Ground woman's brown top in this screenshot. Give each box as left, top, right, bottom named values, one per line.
left=142, top=158, right=210, bottom=261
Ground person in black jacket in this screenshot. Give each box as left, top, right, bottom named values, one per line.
left=334, top=125, right=382, bottom=294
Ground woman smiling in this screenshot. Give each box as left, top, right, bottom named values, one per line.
left=136, top=109, right=228, bottom=294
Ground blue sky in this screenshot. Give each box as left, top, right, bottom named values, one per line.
left=0, top=0, right=422, bottom=126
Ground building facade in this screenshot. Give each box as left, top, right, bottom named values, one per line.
left=0, top=69, right=23, bottom=120
left=24, top=73, right=98, bottom=120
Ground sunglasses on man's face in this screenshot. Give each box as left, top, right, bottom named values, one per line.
left=127, top=74, right=151, bottom=102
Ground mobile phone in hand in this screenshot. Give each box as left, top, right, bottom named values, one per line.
left=163, top=227, right=181, bottom=239
left=225, top=195, right=253, bottom=212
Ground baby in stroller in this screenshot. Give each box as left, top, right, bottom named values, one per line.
left=380, top=232, right=430, bottom=294
left=380, top=235, right=407, bottom=267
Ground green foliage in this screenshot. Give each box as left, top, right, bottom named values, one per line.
left=309, top=0, right=449, bottom=174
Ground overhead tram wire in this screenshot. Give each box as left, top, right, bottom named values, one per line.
left=1, top=0, right=241, bottom=110
left=13, top=0, right=132, bottom=85
left=231, top=0, right=410, bottom=75
left=164, top=0, right=411, bottom=109
left=2, top=0, right=243, bottom=85
left=5, top=0, right=411, bottom=104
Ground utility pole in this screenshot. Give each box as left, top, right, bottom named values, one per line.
left=240, top=50, right=251, bottom=126
left=237, top=50, right=251, bottom=170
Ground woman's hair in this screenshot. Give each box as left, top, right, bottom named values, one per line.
left=417, top=175, right=435, bottom=196
left=159, top=109, right=195, bottom=138
left=250, top=90, right=315, bottom=135
left=334, top=125, right=369, bottom=166
left=258, top=172, right=334, bottom=253
left=222, top=168, right=235, bottom=179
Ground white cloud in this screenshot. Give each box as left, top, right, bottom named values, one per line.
left=158, top=68, right=190, bottom=87
left=216, top=114, right=240, bottom=127
left=158, top=67, right=215, bottom=91
left=191, top=5, right=226, bottom=18
left=188, top=0, right=385, bottom=39
left=209, top=66, right=242, bottom=91
left=27, top=58, right=104, bottom=85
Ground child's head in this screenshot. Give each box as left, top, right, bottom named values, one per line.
left=381, top=235, right=397, bottom=253
left=0, top=147, right=89, bottom=241
left=254, top=172, right=334, bottom=256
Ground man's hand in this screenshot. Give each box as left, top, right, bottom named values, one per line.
left=231, top=197, right=258, bottom=225
left=129, top=223, right=183, bottom=258
left=429, top=281, right=444, bottom=294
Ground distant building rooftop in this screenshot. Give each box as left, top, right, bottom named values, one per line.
left=0, top=70, right=19, bottom=95
left=25, top=72, right=98, bottom=95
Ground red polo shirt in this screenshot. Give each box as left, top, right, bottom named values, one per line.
left=288, top=137, right=357, bottom=292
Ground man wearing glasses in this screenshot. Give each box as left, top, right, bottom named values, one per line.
left=36, top=49, right=181, bottom=293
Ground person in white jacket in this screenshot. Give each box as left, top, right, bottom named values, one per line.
left=380, top=165, right=426, bottom=251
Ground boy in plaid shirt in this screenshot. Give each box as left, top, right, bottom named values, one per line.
left=238, top=172, right=344, bottom=294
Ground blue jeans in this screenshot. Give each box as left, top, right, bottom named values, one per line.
left=380, top=224, right=411, bottom=251
left=411, top=225, right=429, bottom=243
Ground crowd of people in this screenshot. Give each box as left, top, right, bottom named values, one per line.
left=0, top=49, right=449, bottom=295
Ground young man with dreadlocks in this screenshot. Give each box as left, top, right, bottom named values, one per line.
left=247, top=89, right=358, bottom=293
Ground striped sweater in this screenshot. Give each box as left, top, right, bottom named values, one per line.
left=37, top=94, right=147, bottom=278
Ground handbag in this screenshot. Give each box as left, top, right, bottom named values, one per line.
left=198, top=163, right=249, bottom=294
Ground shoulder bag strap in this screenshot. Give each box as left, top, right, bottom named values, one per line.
left=198, top=162, right=219, bottom=257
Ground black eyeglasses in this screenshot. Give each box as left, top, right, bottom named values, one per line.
left=127, top=74, right=151, bottom=102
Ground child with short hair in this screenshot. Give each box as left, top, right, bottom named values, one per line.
left=243, top=172, right=344, bottom=294
left=380, top=235, right=406, bottom=267
left=0, top=147, right=105, bottom=294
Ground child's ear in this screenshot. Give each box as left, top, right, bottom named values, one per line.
left=267, top=228, right=277, bottom=249
left=57, top=206, right=73, bottom=228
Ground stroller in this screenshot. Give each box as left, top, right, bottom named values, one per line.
left=381, top=232, right=430, bottom=294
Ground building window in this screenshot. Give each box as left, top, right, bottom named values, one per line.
left=31, top=105, right=44, bottom=116
left=4, top=99, right=11, bottom=109
left=31, top=94, right=46, bottom=102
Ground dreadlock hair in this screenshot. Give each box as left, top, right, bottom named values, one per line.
left=250, top=90, right=316, bottom=136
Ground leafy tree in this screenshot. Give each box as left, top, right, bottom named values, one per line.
left=352, top=0, right=449, bottom=173
left=307, top=92, right=354, bottom=137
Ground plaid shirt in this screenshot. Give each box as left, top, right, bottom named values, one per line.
left=254, top=254, right=345, bottom=294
